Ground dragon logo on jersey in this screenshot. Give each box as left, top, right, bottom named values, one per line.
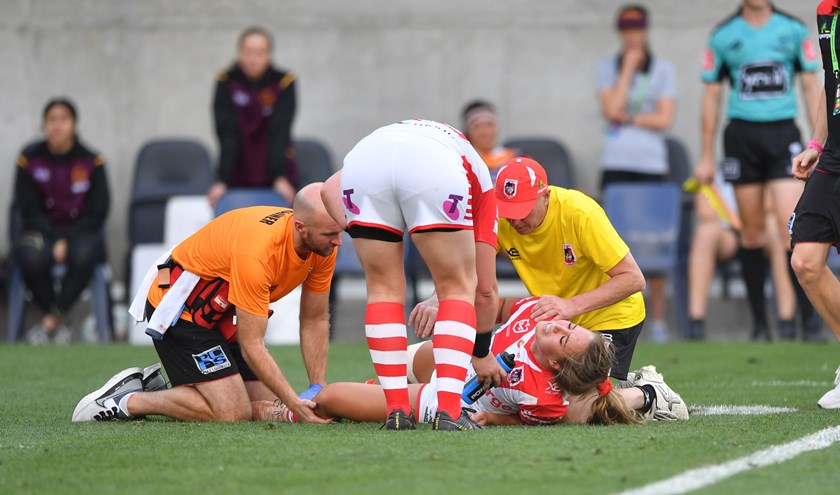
left=508, top=365, right=524, bottom=387
left=563, top=244, right=576, bottom=266
left=503, top=178, right=518, bottom=199
left=511, top=319, right=531, bottom=334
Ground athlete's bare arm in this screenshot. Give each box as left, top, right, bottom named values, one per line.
left=696, top=82, right=723, bottom=184
left=320, top=171, right=347, bottom=229
left=299, top=288, right=330, bottom=386
left=793, top=88, right=828, bottom=181
left=236, top=308, right=330, bottom=423
left=470, top=409, right=523, bottom=426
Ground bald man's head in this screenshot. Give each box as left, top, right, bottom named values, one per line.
left=293, top=183, right=343, bottom=257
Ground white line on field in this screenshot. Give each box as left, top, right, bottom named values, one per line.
left=751, top=380, right=831, bottom=387
left=611, top=426, right=840, bottom=495
left=691, top=405, right=796, bottom=416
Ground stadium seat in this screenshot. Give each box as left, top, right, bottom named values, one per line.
left=213, top=188, right=290, bottom=217
left=129, top=139, right=214, bottom=246
left=163, top=195, right=213, bottom=245
left=666, top=136, right=694, bottom=338
left=329, top=231, right=366, bottom=338
left=503, top=137, right=576, bottom=188
left=602, top=182, right=688, bottom=339
left=125, top=139, right=213, bottom=305
left=294, top=138, right=335, bottom=187
left=6, top=204, right=113, bottom=343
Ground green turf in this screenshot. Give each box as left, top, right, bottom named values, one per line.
left=2, top=342, right=840, bottom=494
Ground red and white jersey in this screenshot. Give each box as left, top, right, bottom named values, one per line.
left=474, top=297, right=570, bottom=425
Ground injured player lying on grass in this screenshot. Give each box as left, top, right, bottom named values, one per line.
left=256, top=297, right=689, bottom=427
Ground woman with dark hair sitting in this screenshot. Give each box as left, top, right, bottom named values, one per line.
left=14, top=98, right=110, bottom=344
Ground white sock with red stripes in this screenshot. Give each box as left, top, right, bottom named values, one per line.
left=365, top=302, right=410, bottom=415
left=432, top=299, right=476, bottom=418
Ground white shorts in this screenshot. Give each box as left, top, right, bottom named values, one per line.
left=341, top=131, right=474, bottom=236
left=406, top=342, right=424, bottom=384
left=415, top=366, right=478, bottom=424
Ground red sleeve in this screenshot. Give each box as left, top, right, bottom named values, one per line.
left=472, top=188, right=498, bottom=247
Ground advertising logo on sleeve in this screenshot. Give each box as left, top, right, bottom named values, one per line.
left=703, top=48, right=715, bottom=72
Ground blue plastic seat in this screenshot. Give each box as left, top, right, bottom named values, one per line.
left=6, top=205, right=113, bottom=342
left=214, top=189, right=290, bottom=217
left=602, top=182, right=687, bottom=337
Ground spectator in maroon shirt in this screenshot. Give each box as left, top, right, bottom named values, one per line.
left=208, top=27, right=298, bottom=206
left=14, top=98, right=110, bottom=344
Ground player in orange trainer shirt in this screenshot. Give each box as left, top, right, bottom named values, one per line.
left=72, top=183, right=342, bottom=424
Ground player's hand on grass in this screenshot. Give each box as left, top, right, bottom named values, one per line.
left=467, top=409, right=487, bottom=426
left=531, top=295, right=577, bottom=322
left=290, top=398, right=333, bottom=424
left=409, top=295, right=439, bottom=338
left=471, top=353, right=507, bottom=390
left=792, top=148, right=820, bottom=181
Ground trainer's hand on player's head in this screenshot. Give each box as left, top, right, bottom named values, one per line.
left=409, top=297, right=439, bottom=338
left=290, top=398, right=334, bottom=424
left=531, top=295, right=578, bottom=323
left=792, top=148, right=820, bottom=181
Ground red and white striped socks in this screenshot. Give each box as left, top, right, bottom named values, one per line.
left=365, top=302, right=410, bottom=415
left=432, top=299, right=477, bottom=418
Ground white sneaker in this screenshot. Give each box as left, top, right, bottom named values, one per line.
left=618, top=365, right=689, bottom=421
left=141, top=363, right=168, bottom=392
left=26, top=325, right=50, bottom=345
left=72, top=368, right=143, bottom=422
left=818, top=365, right=840, bottom=409
left=53, top=325, right=72, bottom=345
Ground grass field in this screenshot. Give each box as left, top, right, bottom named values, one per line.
left=3, top=341, right=840, bottom=495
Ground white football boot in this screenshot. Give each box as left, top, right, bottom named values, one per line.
left=618, top=365, right=689, bottom=421
left=818, top=365, right=840, bottom=409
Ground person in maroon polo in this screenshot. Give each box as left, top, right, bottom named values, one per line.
left=208, top=27, right=298, bottom=206
left=14, top=98, right=110, bottom=344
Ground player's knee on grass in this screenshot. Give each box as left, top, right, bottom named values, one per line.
left=210, top=397, right=252, bottom=422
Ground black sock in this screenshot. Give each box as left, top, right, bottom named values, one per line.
left=738, top=247, right=768, bottom=328
left=637, top=384, right=656, bottom=413
left=786, top=251, right=817, bottom=326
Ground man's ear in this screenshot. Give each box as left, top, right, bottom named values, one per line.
left=548, top=360, right=562, bottom=371
left=294, top=218, right=306, bottom=232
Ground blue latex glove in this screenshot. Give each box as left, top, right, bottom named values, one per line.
left=299, top=383, right=324, bottom=400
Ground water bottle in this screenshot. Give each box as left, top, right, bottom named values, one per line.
left=461, top=352, right=516, bottom=405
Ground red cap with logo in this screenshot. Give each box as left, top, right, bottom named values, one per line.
left=494, top=157, right=549, bottom=220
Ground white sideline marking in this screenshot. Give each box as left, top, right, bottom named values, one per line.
left=691, top=405, right=796, bottom=416
left=751, top=380, right=831, bottom=387
left=612, top=426, right=840, bottom=495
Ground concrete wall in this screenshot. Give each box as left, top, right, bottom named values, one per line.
left=0, top=0, right=818, bottom=283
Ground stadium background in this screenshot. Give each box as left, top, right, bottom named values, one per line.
left=0, top=0, right=816, bottom=280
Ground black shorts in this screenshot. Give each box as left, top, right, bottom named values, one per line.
left=600, top=319, right=644, bottom=381
left=147, top=303, right=258, bottom=387
left=721, top=119, right=801, bottom=185
left=600, top=171, right=667, bottom=192
left=790, top=169, right=840, bottom=253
